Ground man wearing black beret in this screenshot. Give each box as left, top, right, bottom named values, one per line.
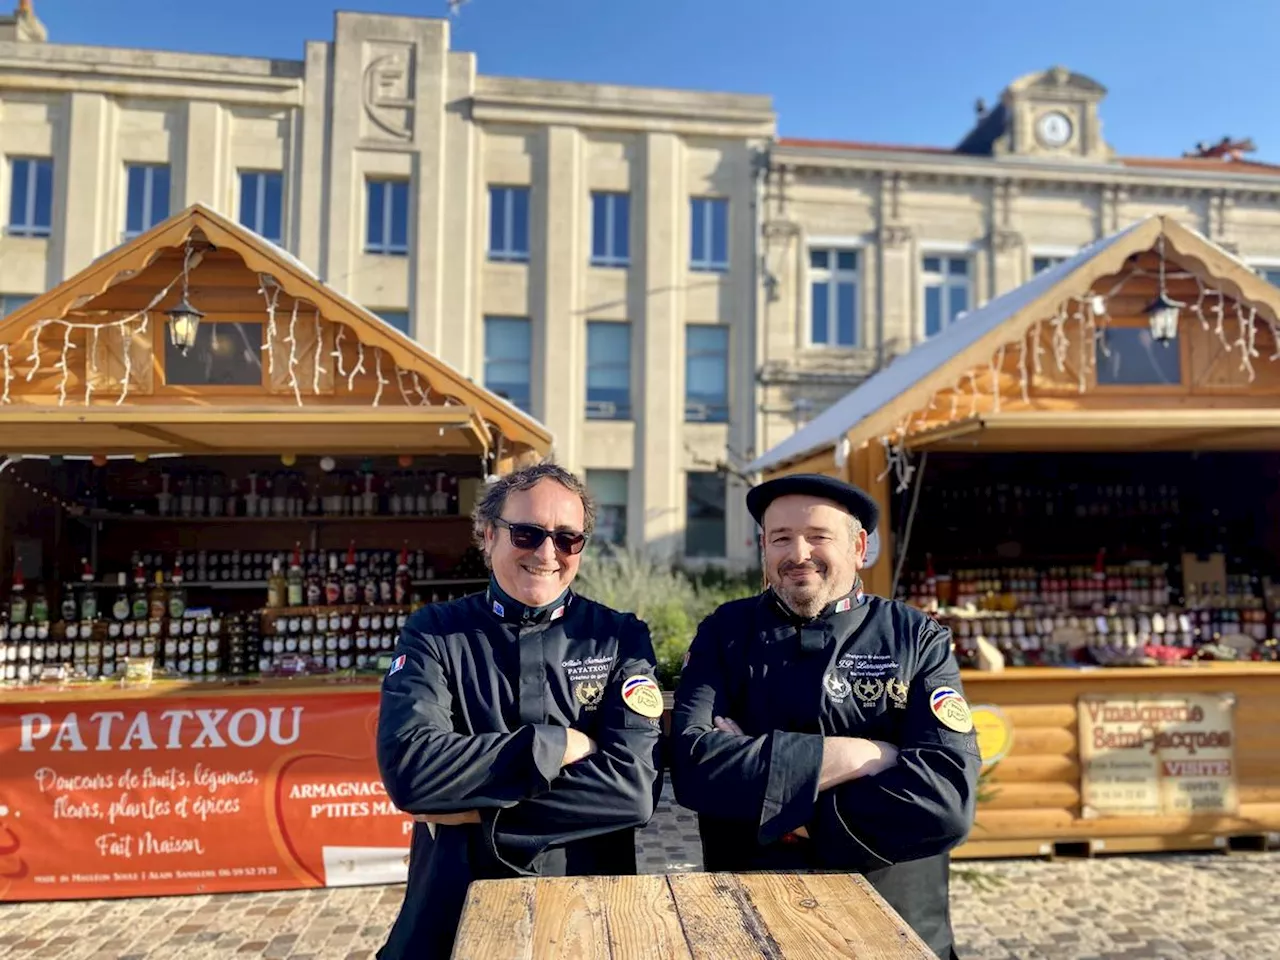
left=670, top=473, right=979, bottom=959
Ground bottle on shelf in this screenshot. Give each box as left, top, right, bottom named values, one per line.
left=148, top=570, right=168, bottom=620
left=9, top=564, right=28, bottom=625
left=324, top=554, right=342, bottom=605
left=79, top=559, right=99, bottom=622
left=30, top=580, right=48, bottom=624
left=131, top=564, right=148, bottom=620
left=111, top=572, right=130, bottom=622
left=304, top=556, right=323, bottom=606
left=342, top=543, right=359, bottom=605
left=395, top=547, right=412, bottom=606
left=286, top=546, right=305, bottom=607
left=267, top=556, right=287, bottom=609
left=167, top=562, right=187, bottom=620
left=156, top=472, right=173, bottom=517
left=60, top=580, right=78, bottom=622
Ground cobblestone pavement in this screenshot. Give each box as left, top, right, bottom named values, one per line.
left=1, top=785, right=1278, bottom=959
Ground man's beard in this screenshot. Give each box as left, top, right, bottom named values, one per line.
left=769, top=560, right=837, bottom=619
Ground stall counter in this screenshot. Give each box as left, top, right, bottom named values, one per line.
left=955, top=662, right=1280, bottom=858
left=0, top=675, right=403, bottom=902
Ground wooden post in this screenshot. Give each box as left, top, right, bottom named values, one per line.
left=852, top=440, right=894, bottom=599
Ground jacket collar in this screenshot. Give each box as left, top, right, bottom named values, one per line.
left=486, top=576, right=571, bottom=626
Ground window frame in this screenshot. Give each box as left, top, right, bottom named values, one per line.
left=590, top=191, right=630, bottom=268
left=488, top=185, right=531, bottom=263
left=921, top=252, right=973, bottom=338
left=0, top=294, right=34, bottom=320
left=6, top=157, right=53, bottom=238
left=585, top=320, right=632, bottom=421
left=684, top=470, right=727, bottom=559
left=238, top=170, right=285, bottom=245
left=123, top=163, right=171, bottom=240
left=483, top=315, right=533, bottom=413
left=365, top=178, right=410, bottom=256
left=807, top=246, right=862, bottom=348
left=684, top=323, right=730, bottom=423
left=585, top=469, right=629, bottom=548
left=373, top=310, right=411, bottom=337
left=1091, top=316, right=1190, bottom=395
left=690, top=196, right=729, bottom=273
left=154, top=316, right=268, bottom=395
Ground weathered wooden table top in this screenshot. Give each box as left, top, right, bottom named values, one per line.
left=452, top=871, right=935, bottom=959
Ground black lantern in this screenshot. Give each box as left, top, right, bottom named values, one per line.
left=166, top=296, right=205, bottom=356
left=1144, top=292, right=1180, bottom=346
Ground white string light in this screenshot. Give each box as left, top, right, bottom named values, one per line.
left=1017, top=336, right=1030, bottom=404
left=346, top=338, right=366, bottom=391
left=284, top=300, right=302, bottom=406
left=83, top=326, right=100, bottom=406
left=311, top=307, right=325, bottom=395
left=372, top=349, right=389, bottom=407
left=394, top=367, right=413, bottom=406
left=1, top=345, right=12, bottom=405
left=258, top=275, right=280, bottom=376
left=990, top=345, right=1005, bottom=414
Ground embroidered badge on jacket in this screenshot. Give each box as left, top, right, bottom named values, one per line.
left=853, top=676, right=885, bottom=708
left=823, top=670, right=852, bottom=702
left=886, top=676, right=909, bottom=709
left=621, top=675, right=664, bottom=718
left=574, top=679, right=605, bottom=708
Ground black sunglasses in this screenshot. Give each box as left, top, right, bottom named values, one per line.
left=493, top=518, right=588, bottom=556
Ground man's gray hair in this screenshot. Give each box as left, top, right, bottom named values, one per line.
left=472, top=461, right=596, bottom=551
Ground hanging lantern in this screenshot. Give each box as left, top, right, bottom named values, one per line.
left=397, top=454, right=414, bottom=468
left=166, top=296, right=205, bottom=356
left=134, top=453, right=149, bottom=463
left=319, top=456, right=336, bottom=473
left=281, top=453, right=297, bottom=467
left=91, top=453, right=108, bottom=467
left=1145, top=293, right=1180, bottom=346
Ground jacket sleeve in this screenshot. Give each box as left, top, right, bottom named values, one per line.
left=376, top=613, right=567, bottom=814
left=483, top=616, right=664, bottom=873
left=813, top=618, right=980, bottom=867
left=669, top=608, right=824, bottom=845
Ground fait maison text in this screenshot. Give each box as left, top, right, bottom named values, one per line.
left=18, top=706, right=305, bottom=752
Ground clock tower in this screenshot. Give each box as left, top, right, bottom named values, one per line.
left=957, top=66, right=1113, bottom=162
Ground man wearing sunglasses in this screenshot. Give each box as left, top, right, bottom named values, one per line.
left=376, top=462, right=664, bottom=960
left=669, top=474, right=979, bottom=960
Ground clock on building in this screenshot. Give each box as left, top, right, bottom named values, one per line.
left=1036, top=110, right=1074, bottom=148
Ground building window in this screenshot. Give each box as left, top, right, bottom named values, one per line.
left=922, top=255, right=971, bottom=338
left=1096, top=326, right=1182, bottom=386
left=239, top=171, right=284, bottom=245
left=685, top=325, right=729, bottom=423
left=690, top=197, right=729, bottom=272
left=489, top=186, right=530, bottom=263
left=1257, top=267, right=1280, bottom=287
left=686, top=471, right=726, bottom=558
left=374, top=310, right=410, bottom=336
left=484, top=316, right=532, bottom=413
left=586, top=469, right=628, bottom=547
left=366, top=179, right=409, bottom=255
left=1032, top=254, right=1068, bottom=275
left=590, top=192, right=630, bottom=267
left=6, top=157, right=53, bottom=238
left=124, top=164, right=171, bottom=239
left=0, top=295, right=33, bottom=319
left=165, top=322, right=264, bottom=387
left=809, top=248, right=860, bottom=347
left=586, top=321, right=631, bottom=420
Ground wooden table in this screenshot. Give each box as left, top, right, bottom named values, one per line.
left=452, top=872, right=934, bottom=959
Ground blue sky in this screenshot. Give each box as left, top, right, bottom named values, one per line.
left=32, top=0, right=1280, bottom=161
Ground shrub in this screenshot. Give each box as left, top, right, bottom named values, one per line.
left=575, top=547, right=758, bottom=687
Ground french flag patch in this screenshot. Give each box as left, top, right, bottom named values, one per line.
left=388, top=654, right=407, bottom=677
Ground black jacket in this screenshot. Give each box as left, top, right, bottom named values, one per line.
left=376, top=590, right=664, bottom=960
left=670, top=590, right=980, bottom=960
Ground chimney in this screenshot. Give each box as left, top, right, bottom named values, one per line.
left=0, top=0, right=48, bottom=43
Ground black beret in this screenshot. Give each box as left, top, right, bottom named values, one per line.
left=746, top=473, right=879, bottom=533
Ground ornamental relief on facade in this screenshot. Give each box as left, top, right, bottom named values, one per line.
left=361, top=40, right=416, bottom=142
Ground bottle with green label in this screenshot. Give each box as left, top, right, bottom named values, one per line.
left=130, top=564, right=148, bottom=620
left=168, top=562, right=187, bottom=619
left=111, top=572, right=130, bottom=621
left=79, top=559, right=98, bottom=622
left=31, top=582, right=48, bottom=623
left=60, top=582, right=78, bottom=622
left=9, top=565, right=28, bottom=625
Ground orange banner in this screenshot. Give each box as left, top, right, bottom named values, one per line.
left=0, top=691, right=414, bottom=901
